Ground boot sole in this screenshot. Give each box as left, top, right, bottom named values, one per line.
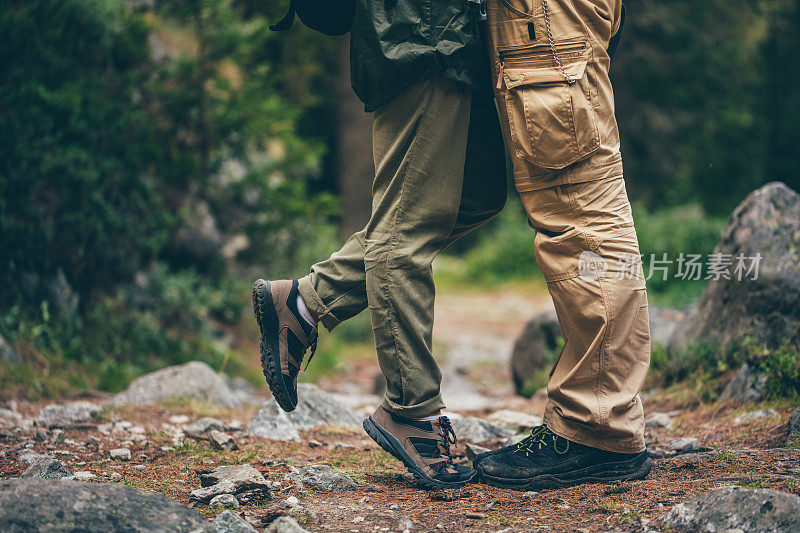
left=363, top=417, right=476, bottom=491
left=252, top=279, right=296, bottom=412
left=478, top=453, right=652, bottom=492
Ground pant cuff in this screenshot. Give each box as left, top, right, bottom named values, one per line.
left=297, top=275, right=341, bottom=332
left=381, top=393, right=446, bottom=419
left=543, top=405, right=645, bottom=454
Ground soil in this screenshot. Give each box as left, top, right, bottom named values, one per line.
left=1, top=289, right=798, bottom=532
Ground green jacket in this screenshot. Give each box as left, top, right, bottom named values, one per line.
left=350, top=0, right=485, bottom=112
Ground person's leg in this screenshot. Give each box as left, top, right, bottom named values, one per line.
left=297, top=80, right=507, bottom=332
left=521, top=178, right=650, bottom=452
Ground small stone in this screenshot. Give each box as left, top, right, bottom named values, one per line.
left=168, top=415, right=190, bottom=424
left=210, top=493, right=240, bottom=509
left=734, top=409, right=778, bottom=425
left=73, top=471, right=96, bottom=481
left=191, top=480, right=237, bottom=503
left=308, top=439, right=323, bottom=448
left=214, top=510, right=257, bottom=533
left=209, top=430, right=239, bottom=451
left=50, top=429, right=66, bottom=444
left=352, top=516, right=364, bottom=523
left=110, top=448, right=131, bottom=461
left=465, top=443, right=490, bottom=461
left=265, top=516, right=310, bottom=533
left=284, top=464, right=356, bottom=492
left=20, top=456, right=73, bottom=480
left=465, top=512, right=486, bottom=519
left=235, top=488, right=272, bottom=504
left=645, top=412, right=673, bottom=429
left=486, top=410, right=542, bottom=433
left=393, top=515, right=420, bottom=532
left=450, top=417, right=513, bottom=443
left=186, top=417, right=226, bottom=435
left=669, top=437, right=702, bottom=454
left=109, top=472, right=122, bottom=480
left=85, top=437, right=100, bottom=452
left=281, top=496, right=300, bottom=509
left=522, top=491, right=538, bottom=500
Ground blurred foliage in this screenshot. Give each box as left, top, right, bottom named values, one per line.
left=1, top=0, right=800, bottom=396
left=614, top=0, right=800, bottom=215
left=0, top=0, right=339, bottom=396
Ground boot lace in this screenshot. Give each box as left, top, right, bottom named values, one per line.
left=434, top=416, right=458, bottom=469
left=301, top=328, right=318, bottom=372
left=514, top=425, right=570, bottom=457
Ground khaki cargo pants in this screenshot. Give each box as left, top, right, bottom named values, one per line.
left=299, top=70, right=509, bottom=418
left=300, top=0, right=649, bottom=453
left=488, top=0, right=649, bottom=452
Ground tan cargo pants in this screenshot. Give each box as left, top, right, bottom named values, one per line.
left=488, top=0, right=650, bottom=452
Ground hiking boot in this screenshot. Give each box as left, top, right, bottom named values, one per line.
left=475, top=425, right=651, bottom=491
left=363, top=407, right=476, bottom=490
left=252, top=279, right=318, bottom=412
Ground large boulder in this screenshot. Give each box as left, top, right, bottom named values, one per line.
left=0, top=334, right=19, bottom=363
left=718, top=362, right=766, bottom=403
left=0, top=479, right=211, bottom=532
left=670, top=182, right=800, bottom=352
left=247, top=384, right=360, bottom=441
left=111, top=361, right=241, bottom=408
left=510, top=310, right=562, bottom=395
left=661, top=486, right=800, bottom=532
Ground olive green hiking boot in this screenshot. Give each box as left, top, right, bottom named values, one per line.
left=252, top=279, right=318, bottom=412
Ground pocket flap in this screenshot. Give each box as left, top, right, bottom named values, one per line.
left=503, top=58, right=588, bottom=88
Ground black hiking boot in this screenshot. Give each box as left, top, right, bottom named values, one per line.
left=474, top=425, right=651, bottom=491
left=252, top=279, right=317, bottom=412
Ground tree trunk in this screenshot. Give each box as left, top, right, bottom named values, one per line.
left=334, top=35, right=374, bottom=239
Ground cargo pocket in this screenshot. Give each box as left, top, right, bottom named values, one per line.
left=499, top=39, right=600, bottom=170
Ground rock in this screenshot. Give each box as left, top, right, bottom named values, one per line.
left=111, top=361, right=241, bottom=408
left=280, top=495, right=301, bottom=509
left=247, top=384, right=361, bottom=440
left=522, top=491, right=539, bottom=500
left=648, top=307, right=686, bottom=345
left=788, top=407, right=800, bottom=445
left=0, top=478, right=211, bottom=532
left=192, top=481, right=238, bottom=503
left=186, top=417, right=227, bottom=435
left=214, top=510, right=257, bottom=533
left=510, top=310, right=562, bottom=395
left=486, top=410, right=542, bottom=433
left=661, top=486, right=800, bottom=532
left=285, top=464, right=356, bottom=492
left=450, top=417, right=513, bottom=443
left=192, top=464, right=271, bottom=503
left=645, top=412, right=673, bottom=429
left=18, top=450, right=48, bottom=464
left=169, top=414, right=190, bottom=424
left=734, top=409, right=778, bottom=425
left=110, top=448, right=131, bottom=461
left=36, top=401, right=101, bottom=427
left=669, top=182, right=800, bottom=353
left=73, top=471, right=96, bottom=481
left=284, top=384, right=361, bottom=429
left=669, top=437, right=703, bottom=454
left=440, top=367, right=495, bottom=411
left=246, top=401, right=300, bottom=441
left=465, top=443, right=491, bottom=461
left=20, top=456, right=73, bottom=480
left=265, top=516, right=310, bottom=533
left=0, top=334, right=19, bottom=363
left=50, top=428, right=66, bottom=444
left=209, top=494, right=240, bottom=509
left=225, top=376, right=262, bottom=406
left=719, top=363, right=766, bottom=403
left=235, top=488, right=272, bottom=504
left=394, top=515, right=421, bottom=532
left=209, top=430, right=239, bottom=451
